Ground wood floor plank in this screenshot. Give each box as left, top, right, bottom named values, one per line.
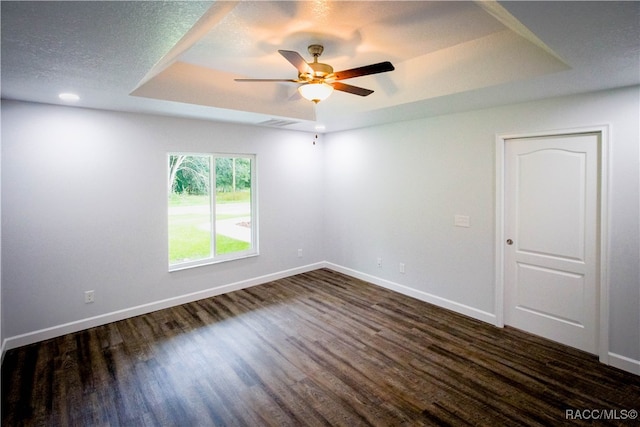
left=3, top=268, right=640, bottom=426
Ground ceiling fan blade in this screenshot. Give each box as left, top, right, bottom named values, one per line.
left=331, top=82, right=374, bottom=97
left=278, top=50, right=312, bottom=74
left=333, top=61, right=395, bottom=81
left=235, top=78, right=300, bottom=83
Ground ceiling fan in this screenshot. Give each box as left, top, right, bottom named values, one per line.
left=235, top=44, right=395, bottom=103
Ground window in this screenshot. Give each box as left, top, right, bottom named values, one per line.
left=168, top=153, right=257, bottom=270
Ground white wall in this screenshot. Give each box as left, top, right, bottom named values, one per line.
left=323, top=86, right=640, bottom=367
left=1, top=101, right=325, bottom=342
left=2, top=86, right=639, bottom=372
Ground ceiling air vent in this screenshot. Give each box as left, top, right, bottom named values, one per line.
left=258, top=119, right=299, bottom=128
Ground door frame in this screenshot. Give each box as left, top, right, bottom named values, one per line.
left=495, top=125, right=610, bottom=364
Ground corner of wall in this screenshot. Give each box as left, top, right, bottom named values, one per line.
left=1, top=103, right=3, bottom=364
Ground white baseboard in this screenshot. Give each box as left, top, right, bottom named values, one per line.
left=3, top=262, right=638, bottom=377
left=608, top=352, right=640, bottom=375
left=324, top=262, right=498, bottom=326
left=2, top=261, right=497, bottom=357
left=2, top=262, right=325, bottom=353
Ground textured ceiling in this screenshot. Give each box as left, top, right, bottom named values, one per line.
left=2, top=1, right=639, bottom=133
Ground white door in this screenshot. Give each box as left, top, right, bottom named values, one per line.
left=504, top=133, right=599, bottom=354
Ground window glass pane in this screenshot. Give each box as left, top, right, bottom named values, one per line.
left=168, top=155, right=212, bottom=264
left=215, top=157, right=252, bottom=255
left=168, top=153, right=256, bottom=270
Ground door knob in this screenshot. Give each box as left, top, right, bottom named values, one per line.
left=506, top=239, right=513, bottom=245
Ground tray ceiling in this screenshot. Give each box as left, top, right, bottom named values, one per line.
left=2, top=1, right=638, bottom=133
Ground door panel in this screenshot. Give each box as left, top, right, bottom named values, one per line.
left=517, top=149, right=586, bottom=260
left=505, top=133, right=599, bottom=354
left=516, top=263, right=584, bottom=325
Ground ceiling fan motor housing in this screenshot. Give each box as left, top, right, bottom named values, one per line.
left=304, top=62, right=333, bottom=80
left=301, top=44, right=334, bottom=81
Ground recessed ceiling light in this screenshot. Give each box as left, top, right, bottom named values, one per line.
left=58, top=93, right=80, bottom=102
left=315, top=124, right=326, bottom=132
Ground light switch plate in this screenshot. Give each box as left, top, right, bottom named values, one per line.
left=454, top=215, right=470, bottom=227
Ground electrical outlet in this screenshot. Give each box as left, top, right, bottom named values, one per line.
left=298, top=248, right=303, bottom=258
left=399, top=263, right=406, bottom=274
left=377, top=257, right=382, bottom=268
left=84, top=290, right=95, bottom=304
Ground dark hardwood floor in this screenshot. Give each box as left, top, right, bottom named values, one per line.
left=3, top=269, right=640, bottom=426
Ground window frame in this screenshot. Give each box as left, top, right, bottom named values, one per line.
left=167, top=152, right=258, bottom=272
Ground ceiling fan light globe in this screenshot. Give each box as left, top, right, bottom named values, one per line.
left=298, top=82, right=334, bottom=103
